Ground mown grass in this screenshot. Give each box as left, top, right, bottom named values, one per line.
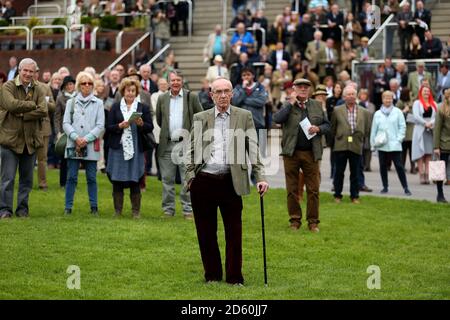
left=0, top=170, right=449, bottom=299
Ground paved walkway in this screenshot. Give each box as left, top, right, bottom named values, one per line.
left=263, top=132, right=449, bottom=203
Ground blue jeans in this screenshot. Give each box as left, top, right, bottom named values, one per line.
left=65, top=159, right=98, bottom=210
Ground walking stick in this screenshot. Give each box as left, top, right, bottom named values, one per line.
left=260, top=194, right=268, bottom=286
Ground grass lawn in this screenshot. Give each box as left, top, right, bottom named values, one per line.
left=0, top=170, right=449, bottom=300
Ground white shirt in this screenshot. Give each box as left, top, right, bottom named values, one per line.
left=169, top=90, right=184, bottom=140
left=275, top=50, right=283, bottom=70
left=7, top=67, right=17, bottom=81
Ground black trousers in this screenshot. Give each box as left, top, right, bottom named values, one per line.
left=378, top=151, right=409, bottom=190
left=437, top=152, right=450, bottom=198
left=190, top=172, right=244, bottom=284
left=333, top=150, right=361, bottom=200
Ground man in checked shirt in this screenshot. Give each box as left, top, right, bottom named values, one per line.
left=331, top=86, right=371, bottom=204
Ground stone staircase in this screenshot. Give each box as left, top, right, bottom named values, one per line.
left=166, top=0, right=292, bottom=92
left=430, top=0, right=450, bottom=41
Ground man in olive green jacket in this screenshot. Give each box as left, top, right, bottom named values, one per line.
left=0, top=58, right=48, bottom=218
left=273, top=78, right=330, bottom=232
left=331, top=85, right=371, bottom=204
left=156, top=71, right=203, bottom=218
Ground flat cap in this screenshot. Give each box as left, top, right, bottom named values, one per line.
left=313, top=88, right=328, bottom=97
left=293, top=78, right=312, bottom=86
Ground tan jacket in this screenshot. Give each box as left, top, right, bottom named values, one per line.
left=271, top=70, right=293, bottom=104
left=185, top=106, right=266, bottom=196
left=304, top=40, right=326, bottom=70
left=37, top=81, right=56, bottom=137
left=0, top=77, right=48, bottom=154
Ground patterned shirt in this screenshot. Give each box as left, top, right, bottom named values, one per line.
left=201, top=106, right=231, bottom=175
left=347, top=105, right=357, bottom=134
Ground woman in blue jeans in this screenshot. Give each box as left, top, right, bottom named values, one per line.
left=370, top=90, right=412, bottom=196
left=63, top=71, right=105, bottom=215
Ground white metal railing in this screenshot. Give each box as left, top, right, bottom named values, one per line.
left=0, top=26, right=30, bottom=50
left=28, top=4, right=62, bottom=16
left=116, top=30, right=124, bottom=54
left=146, top=43, right=171, bottom=66
left=90, top=26, right=100, bottom=50
left=351, top=58, right=444, bottom=83
left=222, top=0, right=228, bottom=33
left=10, top=15, right=65, bottom=26
left=100, top=32, right=151, bottom=77
left=30, top=25, right=69, bottom=49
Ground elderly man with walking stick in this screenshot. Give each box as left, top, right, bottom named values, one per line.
left=185, top=77, right=269, bottom=286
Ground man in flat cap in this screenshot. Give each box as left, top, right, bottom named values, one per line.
left=273, top=78, right=330, bottom=232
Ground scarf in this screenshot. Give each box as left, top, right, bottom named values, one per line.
left=77, top=92, right=95, bottom=106
left=120, top=98, right=138, bottom=161
left=380, top=105, right=394, bottom=116
left=64, top=91, right=77, bottom=99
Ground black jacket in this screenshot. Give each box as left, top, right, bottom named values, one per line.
left=106, top=102, right=153, bottom=151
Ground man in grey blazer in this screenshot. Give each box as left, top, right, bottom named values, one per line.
left=185, top=77, right=269, bottom=285
left=156, top=71, right=203, bottom=219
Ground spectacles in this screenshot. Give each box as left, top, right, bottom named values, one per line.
left=80, top=82, right=93, bottom=86
left=213, top=89, right=232, bottom=95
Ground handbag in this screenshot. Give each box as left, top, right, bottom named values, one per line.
left=373, top=130, right=387, bottom=148
left=54, top=99, right=75, bottom=156
left=429, top=160, right=446, bottom=181
left=142, top=132, right=157, bottom=151
left=54, top=133, right=68, bottom=156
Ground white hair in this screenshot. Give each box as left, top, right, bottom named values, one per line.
left=18, top=58, right=38, bottom=71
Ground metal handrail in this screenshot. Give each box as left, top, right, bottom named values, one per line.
left=116, top=30, right=124, bottom=54
left=10, top=15, right=66, bottom=26
left=0, top=26, right=30, bottom=50
left=90, top=26, right=99, bottom=50
left=68, top=24, right=86, bottom=49
left=227, top=27, right=266, bottom=48
left=146, top=43, right=171, bottom=66
left=100, top=32, right=151, bottom=77
left=351, top=58, right=443, bottom=82
left=30, top=25, right=68, bottom=50
left=222, top=0, right=228, bottom=34
left=28, top=4, right=62, bottom=17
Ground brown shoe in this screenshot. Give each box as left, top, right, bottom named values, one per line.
left=308, top=223, right=320, bottom=233
left=183, top=212, right=194, bottom=220
left=289, top=222, right=300, bottom=230
left=334, top=197, right=341, bottom=204
left=351, top=198, right=360, bottom=204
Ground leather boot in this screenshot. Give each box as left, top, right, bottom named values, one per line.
left=113, top=192, right=124, bottom=216
left=130, top=193, right=141, bottom=219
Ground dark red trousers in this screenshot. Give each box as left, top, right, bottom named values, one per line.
left=190, top=172, right=244, bottom=284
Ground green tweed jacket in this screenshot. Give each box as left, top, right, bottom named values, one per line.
left=331, top=104, right=371, bottom=155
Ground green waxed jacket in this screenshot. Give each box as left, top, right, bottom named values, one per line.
left=273, top=99, right=330, bottom=161
left=0, top=77, right=48, bottom=154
